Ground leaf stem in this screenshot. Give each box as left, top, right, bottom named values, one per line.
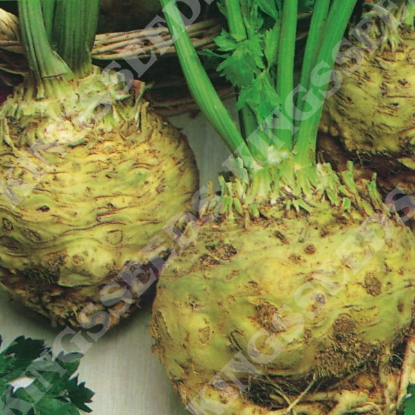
left=295, top=0, right=330, bottom=125
left=224, top=0, right=247, bottom=41
left=403, top=2, right=415, bottom=28
left=18, top=0, right=71, bottom=98
left=160, top=0, right=258, bottom=170
left=52, top=0, right=100, bottom=78
left=293, top=0, right=358, bottom=167
left=223, top=0, right=262, bottom=157
left=40, top=0, right=57, bottom=42
left=275, top=0, right=298, bottom=152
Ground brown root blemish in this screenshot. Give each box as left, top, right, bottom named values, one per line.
left=333, top=314, right=357, bottom=342
left=289, top=254, right=302, bottom=263
left=274, top=231, right=288, bottom=244
left=200, top=254, right=220, bottom=266
left=255, top=301, right=287, bottom=333
left=364, top=273, right=382, bottom=296
left=320, top=226, right=329, bottom=237
left=305, top=244, right=316, bottom=254
left=384, top=261, right=393, bottom=273
left=304, top=328, right=312, bottom=344
left=198, top=326, right=210, bottom=344
left=206, top=242, right=237, bottom=260
left=314, top=338, right=382, bottom=379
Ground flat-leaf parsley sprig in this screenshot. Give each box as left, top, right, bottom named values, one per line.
left=0, top=336, right=94, bottom=415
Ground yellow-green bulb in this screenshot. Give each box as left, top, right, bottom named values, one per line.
left=0, top=67, right=198, bottom=327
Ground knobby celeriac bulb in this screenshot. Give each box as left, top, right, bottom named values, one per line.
left=319, top=4, right=415, bottom=199
left=0, top=66, right=198, bottom=328
left=151, top=164, right=415, bottom=415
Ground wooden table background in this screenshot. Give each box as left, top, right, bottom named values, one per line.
left=0, top=101, right=237, bottom=415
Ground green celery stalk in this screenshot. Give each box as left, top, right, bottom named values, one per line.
left=18, top=0, right=71, bottom=98
left=275, top=0, right=298, bottom=152
left=40, top=0, right=57, bottom=42
left=18, top=0, right=101, bottom=98
left=161, top=0, right=358, bottom=178
left=52, top=0, right=100, bottom=78
left=295, top=0, right=330, bottom=125
left=293, top=1, right=358, bottom=167
left=161, top=0, right=258, bottom=171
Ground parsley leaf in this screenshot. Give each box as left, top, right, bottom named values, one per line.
left=403, top=384, right=415, bottom=415
left=0, top=336, right=94, bottom=415
left=0, top=337, right=46, bottom=384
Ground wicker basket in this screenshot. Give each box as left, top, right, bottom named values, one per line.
left=0, top=6, right=311, bottom=116
left=0, top=6, right=234, bottom=115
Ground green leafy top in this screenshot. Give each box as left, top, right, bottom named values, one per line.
left=403, top=384, right=415, bottom=415
left=160, top=0, right=357, bottom=174
left=0, top=336, right=94, bottom=415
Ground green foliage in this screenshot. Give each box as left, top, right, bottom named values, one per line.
left=298, top=0, right=315, bottom=13
left=212, top=0, right=316, bottom=150
left=236, top=72, right=280, bottom=126
left=0, top=336, right=94, bottom=415
left=216, top=33, right=265, bottom=87
left=256, top=0, right=279, bottom=20
left=214, top=0, right=282, bottom=129
left=403, top=384, right=415, bottom=415
left=212, top=0, right=317, bottom=132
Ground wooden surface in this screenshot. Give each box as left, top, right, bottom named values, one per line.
left=0, top=102, right=236, bottom=415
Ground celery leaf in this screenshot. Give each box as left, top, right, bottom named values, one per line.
left=216, top=33, right=265, bottom=88
left=263, top=24, right=280, bottom=67
left=255, top=0, right=279, bottom=19
left=237, top=72, right=280, bottom=126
